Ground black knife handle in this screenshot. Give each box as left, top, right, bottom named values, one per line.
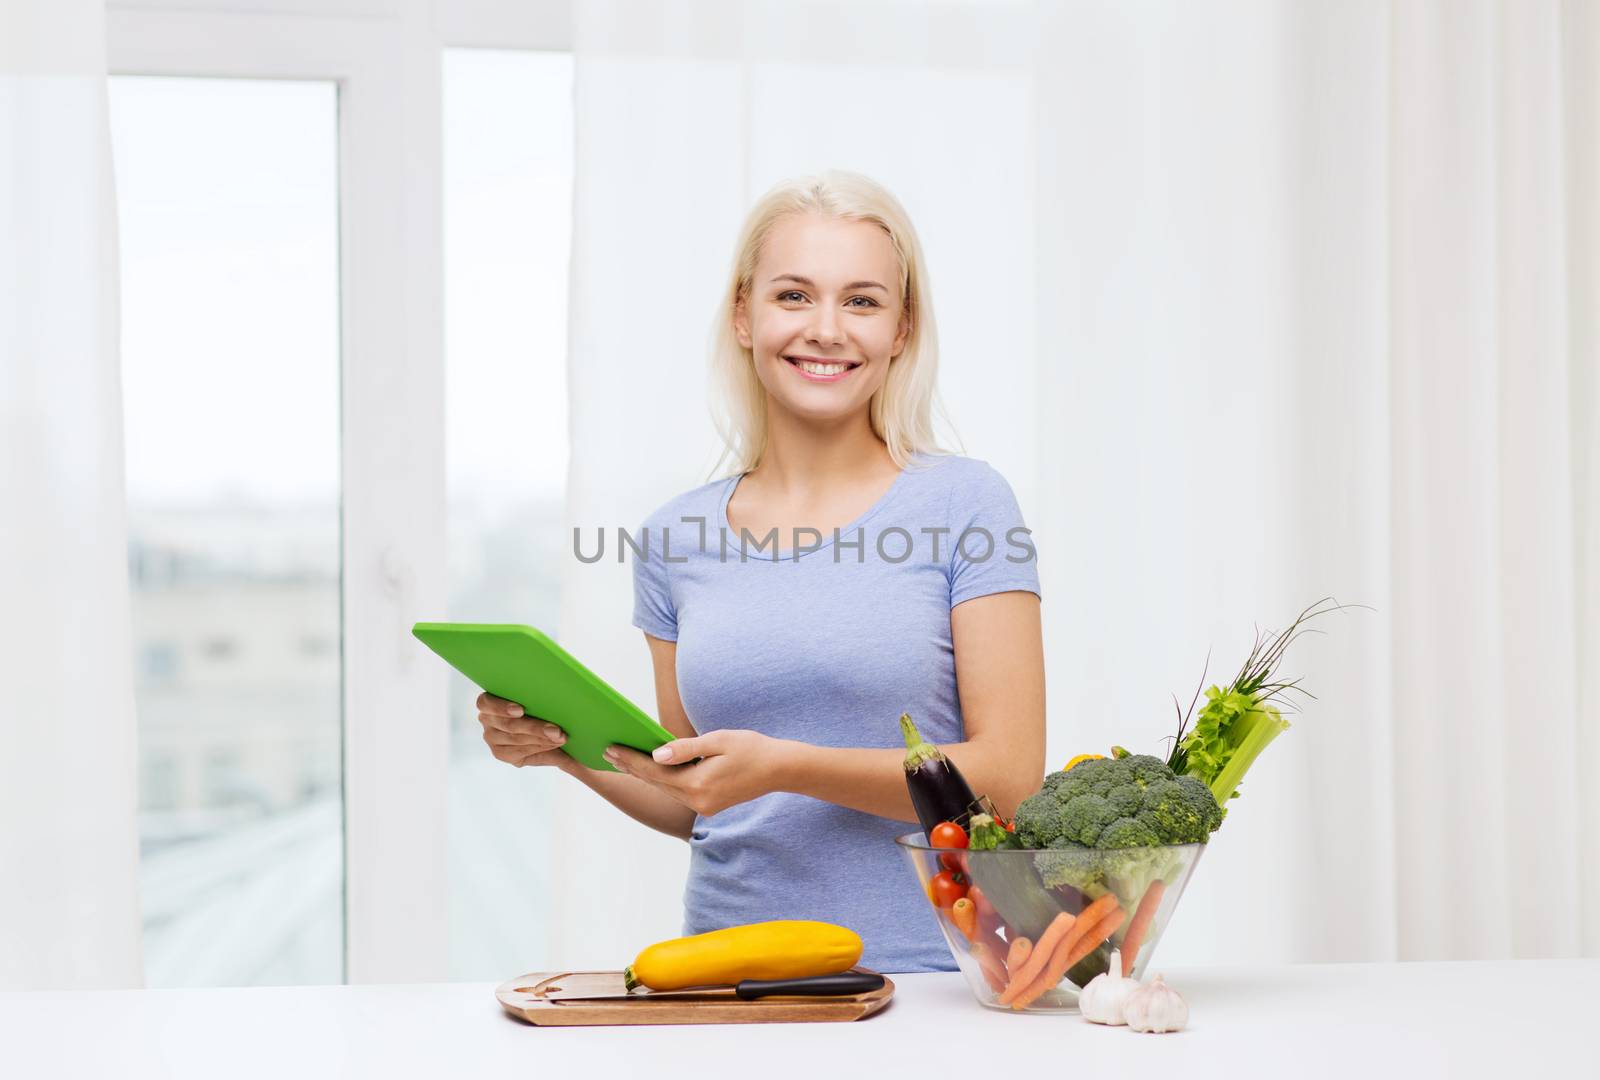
left=733, top=971, right=886, bottom=1000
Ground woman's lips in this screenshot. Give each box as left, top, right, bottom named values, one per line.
left=785, top=356, right=859, bottom=382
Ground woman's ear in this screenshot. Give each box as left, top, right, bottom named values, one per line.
left=891, top=306, right=911, bottom=358
left=732, top=297, right=751, bottom=349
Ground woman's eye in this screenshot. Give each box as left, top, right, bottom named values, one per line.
left=776, top=290, right=878, bottom=308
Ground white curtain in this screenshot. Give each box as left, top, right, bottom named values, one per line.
left=557, top=0, right=1599, bottom=969
left=1037, top=0, right=1599, bottom=964
left=0, top=0, right=143, bottom=989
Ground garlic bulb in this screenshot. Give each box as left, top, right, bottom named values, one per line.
left=1076, top=950, right=1136, bottom=1025
left=1123, top=974, right=1188, bottom=1033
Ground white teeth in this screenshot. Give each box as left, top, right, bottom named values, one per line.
left=794, top=359, right=851, bottom=376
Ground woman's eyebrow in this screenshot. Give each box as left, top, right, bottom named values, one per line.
left=769, top=273, right=888, bottom=292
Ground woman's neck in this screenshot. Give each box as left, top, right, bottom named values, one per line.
left=751, top=404, right=899, bottom=500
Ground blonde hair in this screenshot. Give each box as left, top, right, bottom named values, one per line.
left=705, top=169, right=964, bottom=482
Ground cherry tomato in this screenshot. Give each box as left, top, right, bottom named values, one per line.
left=930, top=821, right=968, bottom=849
left=939, top=851, right=966, bottom=874
left=928, top=870, right=969, bottom=909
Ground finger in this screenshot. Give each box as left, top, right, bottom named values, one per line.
left=475, top=691, right=524, bottom=718
left=479, top=713, right=557, bottom=738
left=488, top=742, right=531, bottom=766
left=479, top=713, right=524, bottom=736
left=648, top=732, right=716, bottom=765
left=483, top=727, right=565, bottom=749
left=604, top=745, right=685, bottom=787
left=486, top=730, right=568, bottom=763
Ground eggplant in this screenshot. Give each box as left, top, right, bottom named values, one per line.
left=900, top=712, right=978, bottom=837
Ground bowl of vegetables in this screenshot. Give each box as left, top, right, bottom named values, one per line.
left=897, top=600, right=1354, bottom=1013
left=896, top=774, right=1210, bottom=1013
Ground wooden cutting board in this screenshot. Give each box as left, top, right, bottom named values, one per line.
left=495, top=967, right=895, bottom=1026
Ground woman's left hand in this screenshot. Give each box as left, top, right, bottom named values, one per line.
left=604, top=729, right=794, bottom=817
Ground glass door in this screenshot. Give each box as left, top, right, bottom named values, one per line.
left=441, top=47, right=573, bottom=980
left=108, top=75, right=344, bottom=987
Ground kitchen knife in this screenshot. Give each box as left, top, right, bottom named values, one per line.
left=539, top=971, right=886, bottom=1002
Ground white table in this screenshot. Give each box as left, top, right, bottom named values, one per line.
left=3, top=961, right=1590, bottom=1078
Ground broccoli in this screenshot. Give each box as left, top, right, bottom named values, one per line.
left=1013, top=754, right=1223, bottom=849
left=1015, top=754, right=1222, bottom=905
left=1035, top=840, right=1180, bottom=902
left=966, top=813, right=1011, bottom=851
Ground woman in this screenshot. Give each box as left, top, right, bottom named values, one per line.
left=478, top=170, right=1046, bottom=972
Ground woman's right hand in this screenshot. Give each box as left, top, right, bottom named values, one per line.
left=477, top=691, right=572, bottom=770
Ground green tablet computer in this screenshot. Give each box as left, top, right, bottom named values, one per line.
left=411, top=622, right=674, bottom=773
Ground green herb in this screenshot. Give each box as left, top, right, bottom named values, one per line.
left=1165, top=597, right=1356, bottom=806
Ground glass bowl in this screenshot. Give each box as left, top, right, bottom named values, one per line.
left=896, top=831, right=1205, bottom=1013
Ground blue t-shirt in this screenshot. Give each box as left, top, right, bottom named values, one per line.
left=628, top=450, right=1041, bottom=972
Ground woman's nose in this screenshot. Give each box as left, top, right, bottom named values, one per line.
left=807, top=308, right=845, bottom=347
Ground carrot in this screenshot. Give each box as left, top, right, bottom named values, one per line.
left=951, top=898, right=978, bottom=941
left=1010, top=905, right=1126, bottom=1010
left=1072, top=891, right=1122, bottom=932
left=1004, top=935, right=1033, bottom=973
left=970, top=940, right=1008, bottom=993
left=998, top=912, right=1076, bottom=1006
left=1060, top=905, right=1125, bottom=975
left=968, top=886, right=1005, bottom=939
left=1120, top=880, right=1166, bottom=977
left=1004, top=894, right=1120, bottom=1010
left=1006, top=941, right=1074, bottom=1010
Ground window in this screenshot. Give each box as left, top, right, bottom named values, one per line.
left=142, top=753, right=181, bottom=813
left=441, top=47, right=573, bottom=980
left=298, top=635, right=334, bottom=658
left=108, top=75, right=344, bottom=988
left=200, top=637, right=238, bottom=663
left=139, top=641, right=180, bottom=682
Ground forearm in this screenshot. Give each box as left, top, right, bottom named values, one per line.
left=559, top=757, right=698, bottom=840
left=774, top=737, right=1037, bottom=825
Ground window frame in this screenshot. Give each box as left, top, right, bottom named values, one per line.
left=107, top=0, right=567, bottom=983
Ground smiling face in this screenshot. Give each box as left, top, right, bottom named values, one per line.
left=733, top=212, right=912, bottom=424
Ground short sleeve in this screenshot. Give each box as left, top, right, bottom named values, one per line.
left=630, top=520, right=679, bottom=641
left=947, top=462, right=1041, bottom=608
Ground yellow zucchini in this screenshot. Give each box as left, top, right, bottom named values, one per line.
left=623, top=920, right=863, bottom=991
